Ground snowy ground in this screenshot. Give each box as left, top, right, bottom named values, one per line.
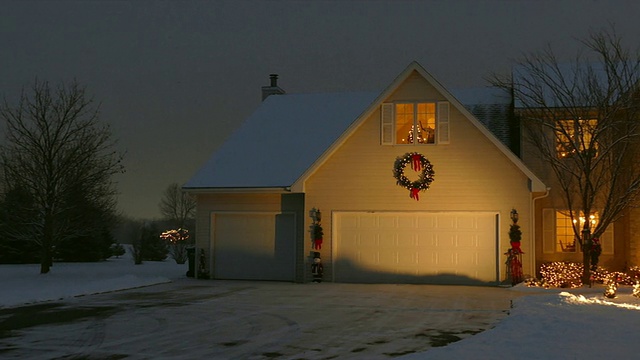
left=2, top=253, right=640, bottom=359
left=0, top=251, right=188, bottom=309
left=400, top=285, right=640, bottom=359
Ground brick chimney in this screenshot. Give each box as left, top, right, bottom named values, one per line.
left=261, top=74, right=286, bottom=101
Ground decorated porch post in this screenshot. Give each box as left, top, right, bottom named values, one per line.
left=505, top=208, right=524, bottom=286
left=310, top=208, right=324, bottom=282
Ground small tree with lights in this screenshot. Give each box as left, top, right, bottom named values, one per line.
left=160, top=228, right=190, bottom=264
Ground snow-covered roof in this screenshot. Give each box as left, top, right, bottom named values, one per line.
left=450, top=87, right=513, bottom=147
left=185, top=62, right=545, bottom=193
left=184, top=91, right=379, bottom=189
left=451, top=86, right=511, bottom=106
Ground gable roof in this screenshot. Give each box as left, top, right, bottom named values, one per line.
left=185, top=61, right=546, bottom=193
left=183, top=91, right=379, bottom=190
left=290, top=61, right=546, bottom=192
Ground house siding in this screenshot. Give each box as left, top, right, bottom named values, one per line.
left=629, top=207, right=640, bottom=267
left=303, top=74, right=536, bottom=282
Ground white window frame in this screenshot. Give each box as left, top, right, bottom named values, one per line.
left=381, top=101, right=449, bottom=145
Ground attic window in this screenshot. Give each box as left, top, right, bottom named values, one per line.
left=381, top=102, right=449, bottom=145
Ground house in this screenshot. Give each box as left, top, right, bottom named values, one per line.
left=183, top=61, right=548, bottom=284
left=508, top=64, right=640, bottom=274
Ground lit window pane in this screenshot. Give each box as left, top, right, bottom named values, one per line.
left=555, top=210, right=599, bottom=252
left=417, top=103, right=436, bottom=144
left=396, top=104, right=414, bottom=144
left=556, top=119, right=598, bottom=158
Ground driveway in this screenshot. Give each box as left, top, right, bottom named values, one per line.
left=0, top=279, right=518, bottom=359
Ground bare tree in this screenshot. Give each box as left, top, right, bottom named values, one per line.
left=492, top=28, right=640, bottom=283
left=0, top=80, right=124, bottom=273
left=159, top=182, right=195, bottom=229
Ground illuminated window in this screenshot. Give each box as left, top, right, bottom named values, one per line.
left=555, top=211, right=599, bottom=253
left=395, top=102, right=436, bottom=144
left=381, top=102, right=448, bottom=145
left=556, top=118, right=598, bottom=158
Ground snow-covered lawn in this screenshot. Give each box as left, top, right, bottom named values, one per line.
left=0, top=253, right=187, bottom=309
left=401, top=285, right=640, bottom=359
left=2, top=254, right=639, bottom=359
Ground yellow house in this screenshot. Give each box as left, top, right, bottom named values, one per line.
left=184, top=62, right=547, bottom=284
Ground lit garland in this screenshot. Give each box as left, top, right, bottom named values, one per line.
left=633, top=280, right=640, bottom=298
left=393, top=152, right=435, bottom=201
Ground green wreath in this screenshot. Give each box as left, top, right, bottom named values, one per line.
left=393, top=152, right=435, bottom=200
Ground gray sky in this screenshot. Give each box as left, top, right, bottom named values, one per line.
left=2, top=0, right=639, bottom=219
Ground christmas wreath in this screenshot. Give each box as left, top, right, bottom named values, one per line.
left=393, top=152, right=435, bottom=200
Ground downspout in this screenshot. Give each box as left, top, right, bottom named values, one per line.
left=531, top=187, right=551, bottom=277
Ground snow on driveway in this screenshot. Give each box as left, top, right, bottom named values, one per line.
left=2, top=256, right=640, bottom=359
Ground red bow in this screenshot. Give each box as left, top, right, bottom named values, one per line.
left=410, top=187, right=420, bottom=201
left=411, top=154, right=422, bottom=171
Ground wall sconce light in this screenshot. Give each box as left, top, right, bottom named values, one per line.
left=310, top=208, right=322, bottom=223
left=510, top=208, right=519, bottom=224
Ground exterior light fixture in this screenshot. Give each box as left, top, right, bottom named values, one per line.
left=510, top=208, right=519, bottom=224
left=311, top=208, right=322, bottom=223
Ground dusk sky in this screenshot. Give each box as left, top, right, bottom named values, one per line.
left=2, top=0, right=639, bottom=219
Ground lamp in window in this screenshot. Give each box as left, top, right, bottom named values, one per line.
left=510, top=208, right=519, bottom=224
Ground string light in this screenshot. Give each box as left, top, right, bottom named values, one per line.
left=604, top=276, right=618, bottom=298
left=528, top=262, right=640, bottom=289
left=633, top=280, right=640, bottom=298
left=160, top=228, right=190, bottom=243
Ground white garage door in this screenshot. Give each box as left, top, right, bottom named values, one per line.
left=335, top=212, right=498, bottom=284
left=212, top=212, right=295, bottom=281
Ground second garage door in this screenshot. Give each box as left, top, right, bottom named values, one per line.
left=212, top=212, right=295, bottom=281
left=334, top=212, right=498, bottom=284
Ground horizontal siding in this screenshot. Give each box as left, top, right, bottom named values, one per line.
left=304, top=74, right=535, bottom=280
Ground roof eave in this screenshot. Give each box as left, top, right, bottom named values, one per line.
left=182, top=186, right=292, bottom=194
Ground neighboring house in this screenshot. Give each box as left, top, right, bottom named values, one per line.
left=515, top=106, right=637, bottom=273
left=184, top=61, right=547, bottom=284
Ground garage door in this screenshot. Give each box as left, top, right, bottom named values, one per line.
left=212, top=212, right=295, bottom=281
left=334, top=212, right=498, bottom=284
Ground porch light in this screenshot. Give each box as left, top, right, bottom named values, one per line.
left=510, top=208, right=519, bottom=224
left=311, top=208, right=322, bottom=223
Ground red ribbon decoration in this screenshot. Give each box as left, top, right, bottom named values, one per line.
left=510, top=241, right=523, bottom=254
left=410, top=187, right=420, bottom=201
left=314, top=238, right=323, bottom=250
left=411, top=154, right=422, bottom=171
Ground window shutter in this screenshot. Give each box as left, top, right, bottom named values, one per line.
left=599, top=225, right=614, bottom=255
left=542, top=208, right=555, bottom=254
left=381, top=103, right=393, bottom=145
left=437, top=101, right=450, bottom=144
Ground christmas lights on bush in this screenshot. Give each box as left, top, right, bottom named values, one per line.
left=527, top=262, right=640, bottom=289
left=604, top=276, right=618, bottom=298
